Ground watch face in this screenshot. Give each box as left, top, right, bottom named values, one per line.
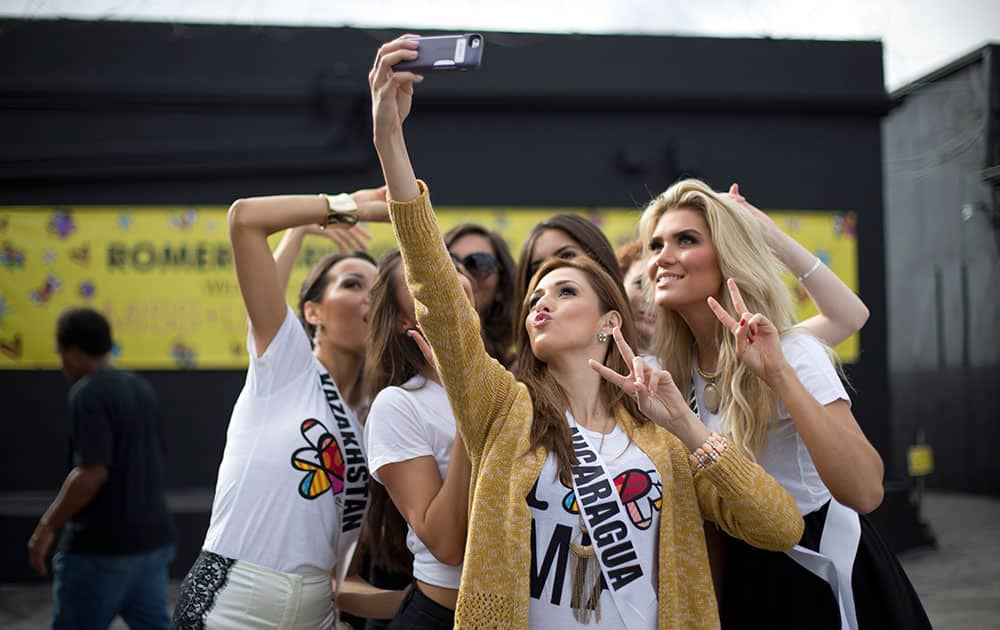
left=329, top=193, right=358, bottom=213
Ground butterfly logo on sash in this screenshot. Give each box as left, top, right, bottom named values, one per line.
left=561, top=468, right=663, bottom=530
left=290, top=418, right=345, bottom=500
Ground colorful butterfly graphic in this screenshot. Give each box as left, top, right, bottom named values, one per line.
left=30, top=274, right=61, bottom=304
left=1, top=242, right=25, bottom=269
left=561, top=468, right=663, bottom=530
left=291, top=419, right=345, bottom=500
left=48, top=211, right=76, bottom=240
left=69, top=245, right=90, bottom=266
left=170, top=342, right=196, bottom=368
left=170, top=209, right=198, bottom=231
left=833, top=213, right=857, bottom=238
left=78, top=281, right=96, bottom=299
left=0, top=333, right=22, bottom=359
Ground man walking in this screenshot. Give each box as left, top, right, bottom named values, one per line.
left=28, top=307, right=176, bottom=629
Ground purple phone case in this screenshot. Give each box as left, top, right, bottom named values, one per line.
left=394, top=34, right=484, bottom=72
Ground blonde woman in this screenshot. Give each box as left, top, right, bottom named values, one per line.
left=619, top=183, right=871, bottom=359
left=639, top=179, right=930, bottom=629
left=369, top=36, right=803, bottom=629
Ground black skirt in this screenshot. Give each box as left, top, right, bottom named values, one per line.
left=719, top=501, right=931, bottom=630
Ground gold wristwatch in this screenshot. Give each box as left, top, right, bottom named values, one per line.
left=318, top=193, right=359, bottom=228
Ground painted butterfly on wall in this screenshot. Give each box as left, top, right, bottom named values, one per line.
left=290, top=418, right=345, bottom=500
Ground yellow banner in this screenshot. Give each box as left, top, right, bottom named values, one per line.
left=0, top=206, right=858, bottom=369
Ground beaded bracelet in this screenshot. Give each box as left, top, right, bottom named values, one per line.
left=689, top=432, right=728, bottom=473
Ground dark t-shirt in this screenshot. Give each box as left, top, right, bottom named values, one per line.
left=59, top=368, right=175, bottom=555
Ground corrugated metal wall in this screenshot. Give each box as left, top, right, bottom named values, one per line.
left=884, top=46, right=1000, bottom=493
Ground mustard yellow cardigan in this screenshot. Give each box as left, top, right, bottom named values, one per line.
left=389, top=182, right=804, bottom=629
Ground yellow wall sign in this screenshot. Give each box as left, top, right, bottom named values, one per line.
left=0, top=206, right=858, bottom=369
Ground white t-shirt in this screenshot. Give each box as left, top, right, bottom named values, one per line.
left=203, top=306, right=361, bottom=575
left=364, top=376, right=463, bottom=589
left=528, top=423, right=661, bottom=630
left=694, top=332, right=850, bottom=514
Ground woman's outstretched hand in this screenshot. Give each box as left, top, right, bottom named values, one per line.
left=369, top=36, right=423, bottom=144
left=707, top=278, right=788, bottom=383
left=589, top=327, right=708, bottom=450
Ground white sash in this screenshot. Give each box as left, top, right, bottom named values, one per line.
left=566, top=412, right=658, bottom=627
left=315, top=362, right=370, bottom=592
left=785, top=498, right=861, bottom=630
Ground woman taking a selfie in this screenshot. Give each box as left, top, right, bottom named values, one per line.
left=369, top=35, right=803, bottom=629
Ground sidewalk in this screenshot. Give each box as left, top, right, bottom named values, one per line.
left=898, top=491, right=1000, bottom=628
left=1, top=490, right=998, bottom=629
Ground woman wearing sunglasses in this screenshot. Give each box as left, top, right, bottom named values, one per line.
left=445, top=224, right=516, bottom=366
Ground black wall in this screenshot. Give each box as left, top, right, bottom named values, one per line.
left=1, top=19, right=891, bottom=580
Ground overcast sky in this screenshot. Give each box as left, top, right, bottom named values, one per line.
left=2, top=0, right=998, bottom=90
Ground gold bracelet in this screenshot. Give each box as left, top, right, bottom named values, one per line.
left=318, top=192, right=359, bottom=228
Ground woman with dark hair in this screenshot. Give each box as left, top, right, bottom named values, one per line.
left=356, top=249, right=474, bottom=629
left=370, top=36, right=803, bottom=629
left=514, top=214, right=623, bottom=309
left=444, top=223, right=516, bottom=365
left=171, top=188, right=387, bottom=630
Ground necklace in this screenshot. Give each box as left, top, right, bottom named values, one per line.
left=695, top=363, right=722, bottom=414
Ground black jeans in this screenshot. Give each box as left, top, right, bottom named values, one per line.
left=387, top=584, right=455, bottom=630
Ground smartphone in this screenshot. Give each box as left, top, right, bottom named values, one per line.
left=394, top=33, right=484, bottom=72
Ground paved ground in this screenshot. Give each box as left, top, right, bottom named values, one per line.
left=2, top=490, right=998, bottom=629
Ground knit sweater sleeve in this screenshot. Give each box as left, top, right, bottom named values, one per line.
left=692, top=444, right=805, bottom=551
left=387, top=181, right=518, bottom=458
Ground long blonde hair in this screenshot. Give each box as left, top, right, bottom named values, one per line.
left=639, top=179, right=796, bottom=461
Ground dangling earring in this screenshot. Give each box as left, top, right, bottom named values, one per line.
left=312, top=323, right=323, bottom=347
left=597, top=331, right=608, bottom=343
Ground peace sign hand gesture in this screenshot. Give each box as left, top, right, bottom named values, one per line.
left=707, top=278, right=789, bottom=384
left=589, top=327, right=709, bottom=451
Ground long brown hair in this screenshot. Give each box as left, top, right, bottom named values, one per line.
left=359, top=249, right=421, bottom=574
left=514, top=256, right=644, bottom=483
left=514, top=214, right=624, bottom=321
left=444, top=223, right=516, bottom=366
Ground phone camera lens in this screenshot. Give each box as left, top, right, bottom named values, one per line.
left=470, top=36, right=481, bottom=48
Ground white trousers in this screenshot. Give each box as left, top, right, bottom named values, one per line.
left=203, top=558, right=334, bottom=630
